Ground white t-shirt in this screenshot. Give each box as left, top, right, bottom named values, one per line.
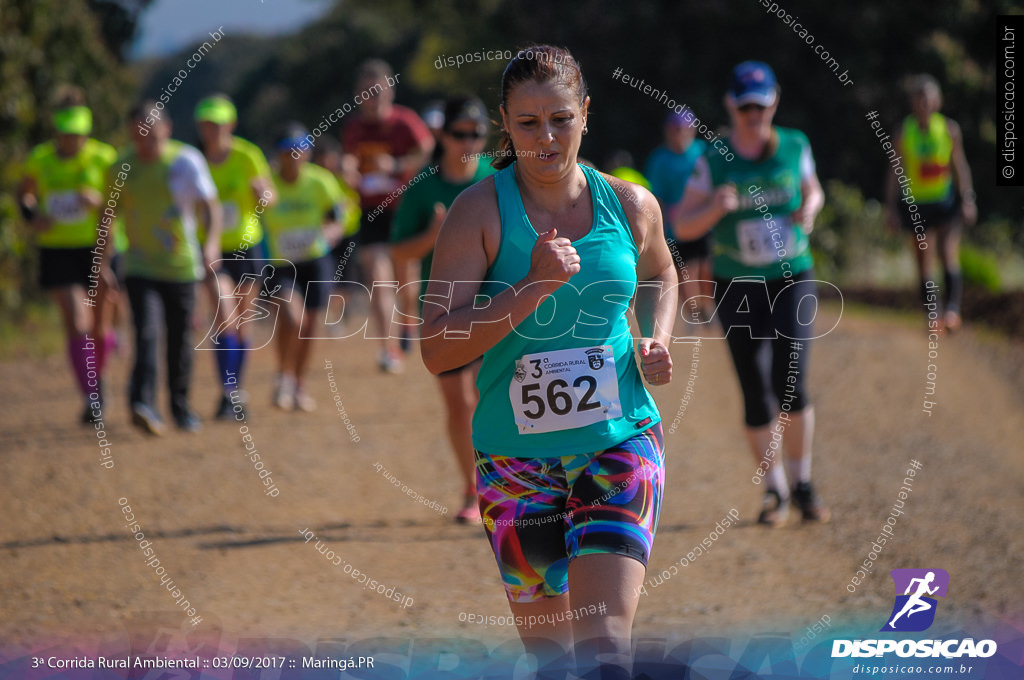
left=169, top=144, right=218, bottom=229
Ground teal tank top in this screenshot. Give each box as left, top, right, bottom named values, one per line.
left=472, top=163, right=660, bottom=458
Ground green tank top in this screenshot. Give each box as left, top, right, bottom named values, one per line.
left=472, top=163, right=660, bottom=458
left=900, top=113, right=953, bottom=204
left=706, top=127, right=814, bottom=280
left=204, top=136, right=271, bottom=252
left=119, top=141, right=205, bottom=282
left=262, top=163, right=341, bottom=262
left=23, top=139, right=118, bottom=249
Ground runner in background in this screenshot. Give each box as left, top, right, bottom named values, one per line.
left=421, top=46, right=676, bottom=679
left=391, top=96, right=495, bottom=524
left=342, top=59, right=434, bottom=373
left=17, top=85, right=119, bottom=424
left=312, top=138, right=365, bottom=333
left=646, top=112, right=711, bottom=325
left=674, top=62, right=829, bottom=526
left=312, top=137, right=362, bottom=191
left=106, top=100, right=221, bottom=434
left=264, top=123, right=344, bottom=412
left=421, top=99, right=446, bottom=165
left=605, top=149, right=651, bottom=190
left=194, top=94, right=276, bottom=420
left=885, top=74, right=976, bottom=332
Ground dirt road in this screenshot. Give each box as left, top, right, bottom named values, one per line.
left=1, top=303, right=1021, bottom=659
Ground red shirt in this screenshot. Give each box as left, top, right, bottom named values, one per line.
left=342, top=105, right=432, bottom=211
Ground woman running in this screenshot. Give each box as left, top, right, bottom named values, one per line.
left=312, top=138, right=366, bottom=339
left=311, top=139, right=362, bottom=287
left=194, top=94, right=276, bottom=420
left=674, top=61, right=829, bottom=527
left=264, top=123, right=344, bottom=412
left=391, top=95, right=494, bottom=523
left=885, top=74, right=976, bottom=332
left=421, top=47, right=676, bottom=678
left=342, top=59, right=434, bottom=374
left=645, top=112, right=713, bottom=325
left=108, top=100, right=222, bottom=434
left=17, top=86, right=119, bottom=424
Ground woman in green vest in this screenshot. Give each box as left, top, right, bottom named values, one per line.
left=263, top=123, right=345, bottom=412
left=674, top=61, right=829, bottom=528
left=392, top=96, right=495, bottom=524
left=194, top=94, right=277, bottom=420
left=17, top=86, right=121, bottom=424
left=885, top=75, right=976, bottom=332
left=421, top=46, right=676, bottom=678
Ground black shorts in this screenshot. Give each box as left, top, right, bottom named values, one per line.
left=328, top=236, right=359, bottom=283
left=38, top=246, right=95, bottom=290
left=285, top=256, right=331, bottom=310
left=218, top=254, right=263, bottom=283
left=110, top=253, right=124, bottom=282
left=359, top=210, right=394, bottom=246
left=668, top=232, right=712, bottom=263
left=438, top=356, right=482, bottom=377
left=900, top=194, right=959, bottom=232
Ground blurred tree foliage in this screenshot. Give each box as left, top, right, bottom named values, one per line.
left=86, top=0, right=155, bottom=61
left=3, top=0, right=1020, bottom=317
left=138, top=0, right=1024, bottom=246
left=0, top=0, right=147, bottom=316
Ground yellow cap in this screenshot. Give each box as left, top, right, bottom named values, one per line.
left=194, top=96, right=237, bottom=124
left=53, top=106, right=93, bottom=135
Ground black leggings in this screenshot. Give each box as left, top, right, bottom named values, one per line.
left=125, top=277, right=196, bottom=417
left=713, top=271, right=816, bottom=428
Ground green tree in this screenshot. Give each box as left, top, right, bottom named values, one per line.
left=0, top=0, right=135, bottom=315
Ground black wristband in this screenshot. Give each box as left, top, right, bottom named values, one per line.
left=18, top=200, right=37, bottom=222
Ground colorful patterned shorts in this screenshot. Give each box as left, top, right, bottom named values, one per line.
left=475, top=423, right=665, bottom=603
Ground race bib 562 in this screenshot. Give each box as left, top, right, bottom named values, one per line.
left=509, top=345, right=622, bottom=435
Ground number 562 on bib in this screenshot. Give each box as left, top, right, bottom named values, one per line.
left=510, top=345, right=622, bottom=435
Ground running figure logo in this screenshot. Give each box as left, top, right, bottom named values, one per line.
left=881, top=568, right=949, bottom=632
left=197, top=259, right=296, bottom=351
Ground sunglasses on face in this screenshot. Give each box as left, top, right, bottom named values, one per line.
left=738, top=103, right=767, bottom=113
left=447, top=129, right=486, bottom=140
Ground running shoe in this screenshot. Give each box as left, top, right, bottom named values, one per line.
left=791, top=481, right=831, bottom=523
left=215, top=394, right=234, bottom=420
left=943, top=311, right=962, bottom=333
left=81, top=402, right=102, bottom=425
left=757, top=488, right=790, bottom=528
left=293, top=388, right=316, bottom=413
left=377, top=349, right=404, bottom=374
left=173, top=408, right=202, bottom=433
left=273, top=375, right=296, bottom=410
left=131, top=402, right=165, bottom=436
left=455, top=492, right=481, bottom=524
left=82, top=382, right=105, bottom=424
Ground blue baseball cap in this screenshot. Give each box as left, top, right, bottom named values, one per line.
left=728, top=61, right=777, bottom=106
left=275, top=122, right=310, bottom=152
left=665, top=111, right=688, bottom=126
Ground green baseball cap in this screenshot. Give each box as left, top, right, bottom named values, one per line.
left=194, top=96, right=237, bottom=124
left=53, top=106, right=93, bottom=136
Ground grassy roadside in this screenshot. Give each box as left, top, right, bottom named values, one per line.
left=0, top=302, right=65, bottom=359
